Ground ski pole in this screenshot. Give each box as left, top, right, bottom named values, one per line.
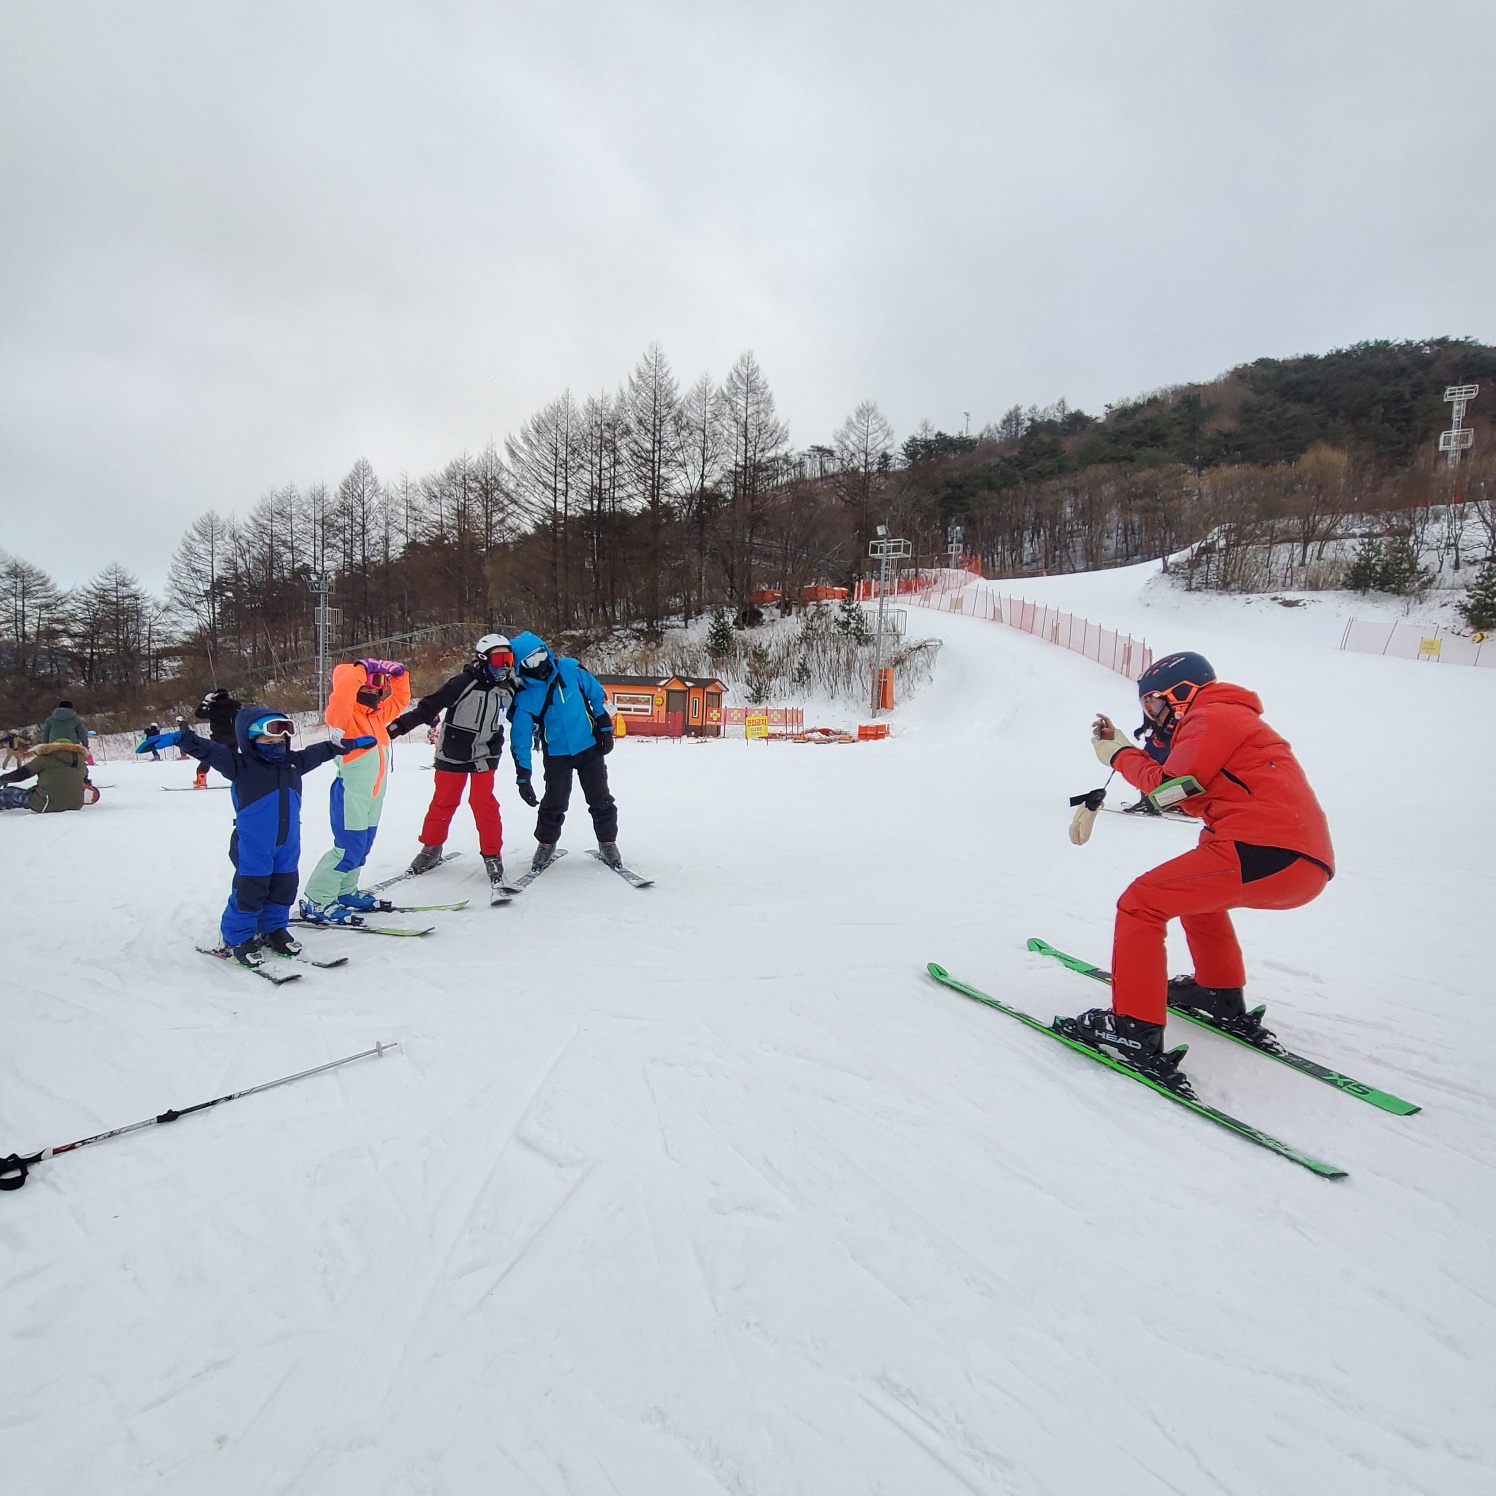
left=0, top=1040, right=398, bottom=1192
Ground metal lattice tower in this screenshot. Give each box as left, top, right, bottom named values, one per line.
left=1440, top=383, right=1478, bottom=471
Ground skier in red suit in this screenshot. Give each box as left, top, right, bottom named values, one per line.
left=1057, top=652, right=1334, bottom=1089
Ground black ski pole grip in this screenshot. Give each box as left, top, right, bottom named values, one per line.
left=0, top=1153, right=30, bottom=1191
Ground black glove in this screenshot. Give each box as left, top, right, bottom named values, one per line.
left=387, top=717, right=410, bottom=740
left=516, top=771, right=538, bottom=807
left=595, top=726, right=614, bottom=756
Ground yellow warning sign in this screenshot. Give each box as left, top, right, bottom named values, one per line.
left=1418, top=637, right=1442, bottom=659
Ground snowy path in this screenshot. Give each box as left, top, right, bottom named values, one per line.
left=3, top=570, right=1494, bottom=1494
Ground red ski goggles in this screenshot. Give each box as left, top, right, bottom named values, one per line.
left=485, top=647, right=515, bottom=670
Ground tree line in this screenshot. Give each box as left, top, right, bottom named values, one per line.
left=3, top=337, right=1491, bottom=729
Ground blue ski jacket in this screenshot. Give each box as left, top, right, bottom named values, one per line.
left=507, top=632, right=611, bottom=774
left=177, top=707, right=346, bottom=870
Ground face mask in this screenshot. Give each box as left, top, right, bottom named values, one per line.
left=256, top=740, right=288, bottom=762
left=356, top=685, right=387, bottom=708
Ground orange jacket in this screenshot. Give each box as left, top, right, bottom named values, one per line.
left=1116, top=681, right=1334, bottom=873
left=325, top=663, right=411, bottom=797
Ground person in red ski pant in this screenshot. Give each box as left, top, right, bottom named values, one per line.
left=1057, top=651, right=1334, bottom=1090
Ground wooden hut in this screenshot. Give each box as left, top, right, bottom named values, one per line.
left=596, top=675, right=727, bottom=738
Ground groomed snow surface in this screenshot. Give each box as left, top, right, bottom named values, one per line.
left=4, top=562, right=1493, bottom=1495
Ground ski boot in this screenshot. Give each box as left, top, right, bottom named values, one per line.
left=1053, top=1007, right=1194, bottom=1095
left=483, top=853, right=506, bottom=886
left=1121, top=796, right=1162, bottom=817
left=298, top=897, right=364, bottom=927
left=335, top=889, right=391, bottom=913
left=225, top=938, right=265, bottom=969
left=596, top=841, right=623, bottom=869
left=1166, top=976, right=1281, bottom=1050
left=260, top=928, right=303, bottom=958
left=406, top=843, right=445, bottom=877
left=530, top=843, right=557, bottom=873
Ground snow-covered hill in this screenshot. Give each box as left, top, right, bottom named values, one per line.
left=3, top=563, right=1493, bottom=1495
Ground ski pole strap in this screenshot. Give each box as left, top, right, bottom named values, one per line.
left=1069, top=787, right=1107, bottom=812
left=0, top=1153, right=30, bottom=1190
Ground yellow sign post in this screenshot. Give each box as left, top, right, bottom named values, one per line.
left=745, top=713, right=769, bottom=740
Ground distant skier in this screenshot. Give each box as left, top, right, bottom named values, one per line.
left=142, top=721, right=163, bottom=761
left=300, top=659, right=411, bottom=924
left=0, top=738, right=89, bottom=813
left=385, top=635, right=517, bottom=892
left=1058, top=652, right=1335, bottom=1088
left=1, top=730, right=28, bottom=770
left=192, top=688, right=242, bottom=787
left=137, top=709, right=374, bottom=968
left=507, top=631, right=619, bottom=873
left=40, top=700, right=88, bottom=747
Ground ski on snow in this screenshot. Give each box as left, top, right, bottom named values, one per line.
left=198, top=946, right=301, bottom=985
left=585, top=850, right=654, bottom=888
left=265, top=949, right=348, bottom=969
left=1026, top=938, right=1420, bottom=1116
left=926, top=962, right=1347, bottom=1180
left=513, top=847, right=569, bottom=889
left=289, top=920, right=435, bottom=938
left=370, top=853, right=463, bottom=892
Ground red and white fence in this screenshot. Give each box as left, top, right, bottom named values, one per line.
left=863, top=569, right=1153, bottom=681
left=1340, top=619, right=1495, bottom=668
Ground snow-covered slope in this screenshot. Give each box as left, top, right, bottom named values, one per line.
left=3, top=564, right=1493, bottom=1495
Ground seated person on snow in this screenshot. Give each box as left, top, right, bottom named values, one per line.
left=300, top=658, right=410, bottom=925
left=137, top=708, right=374, bottom=968
left=506, top=630, right=620, bottom=873
left=1059, top=651, right=1335, bottom=1093
left=0, top=738, right=89, bottom=813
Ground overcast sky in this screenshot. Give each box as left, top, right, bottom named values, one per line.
left=3, top=1, right=1494, bottom=589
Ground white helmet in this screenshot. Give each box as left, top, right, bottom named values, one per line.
left=474, top=633, right=514, bottom=677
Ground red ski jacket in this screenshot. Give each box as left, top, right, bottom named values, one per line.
left=1115, top=682, right=1335, bottom=874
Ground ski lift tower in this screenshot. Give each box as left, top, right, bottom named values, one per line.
left=868, top=525, right=912, bottom=715
left=1441, top=384, right=1478, bottom=472
left=947, top=522, right=965, bottom=571
left=307, top=574, right=341, bottom=716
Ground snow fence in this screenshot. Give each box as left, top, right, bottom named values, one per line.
left=1340, top=619, right=1496, bottom=668
left=869, top=569, right=1153, bottom=681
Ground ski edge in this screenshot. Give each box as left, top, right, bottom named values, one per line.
left=584, top=849, right=654, bottom=887
left=197, top=946, right=301, bottom=984
left=1025, top=938, right=1421, bottom=1117
left=926, top=963, right=1348, bottom=1181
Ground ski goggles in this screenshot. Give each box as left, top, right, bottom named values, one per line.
left=247, top=716, right=295, bottom=740
left=485, top=647, right=515, bottom=670
left=519, top=646, right=549, bottom=672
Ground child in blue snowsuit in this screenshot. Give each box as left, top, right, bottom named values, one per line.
left=507, top=631, right=619, bottom=871
left=138, top=708, right=373, bottom=964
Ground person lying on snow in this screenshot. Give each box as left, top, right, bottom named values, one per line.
left=299, top=658, right=410, bottom=924
left=506, top=630, right=620, bottom=873
left=0, top=739, right=89, bottom=812
left=136, top=709, right=374, bottom=969
left=1058, top=651, right=1335, bottom=1092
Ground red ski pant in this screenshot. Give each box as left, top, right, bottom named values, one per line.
left=420, top=769, right=503, bottom=856
left=1111, top=839, right=1329, bottom=1025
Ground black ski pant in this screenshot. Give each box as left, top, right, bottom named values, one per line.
left=536, top=750, right=617, bottom=844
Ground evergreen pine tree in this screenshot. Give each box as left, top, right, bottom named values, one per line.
left=746, top=644, right=773, bottom=704
left=1459, top=556, right=1496, bottom=632
left=1378, top=537, right=1432, bottom=596
left=1344, top=537, right=1384, bottom=592
left=706, top=608, right=734, bottom=659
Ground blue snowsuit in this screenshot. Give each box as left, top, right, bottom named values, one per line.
left=176, top=708, right=348, bottom=945
left=508, top=632, right=618, bottom=844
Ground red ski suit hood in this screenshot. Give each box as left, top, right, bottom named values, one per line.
left=1116, top=681, right=1335, bottom=873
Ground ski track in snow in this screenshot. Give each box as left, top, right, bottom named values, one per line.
left=3, top=560, right=1495, bottom=1494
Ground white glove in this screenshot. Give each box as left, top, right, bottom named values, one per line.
left=1068, top=802, right=1099, bottom=845
left=1092, top=732, right=1137, bottom=768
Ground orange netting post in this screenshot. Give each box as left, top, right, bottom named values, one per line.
left=872, top=666, right=894, bottom=710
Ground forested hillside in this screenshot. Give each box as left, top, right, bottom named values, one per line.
left=3, top=337, right=1492, bottom=729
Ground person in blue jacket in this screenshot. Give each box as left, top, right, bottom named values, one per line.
left=138, top=708, right=374, bottom=967
left=507, top=631, right=619, bottom=872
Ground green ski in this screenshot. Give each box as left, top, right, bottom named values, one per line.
left=926, top=963, right=1348, bottom=1180
left=1026, top=938, right=1419, bottom=1116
